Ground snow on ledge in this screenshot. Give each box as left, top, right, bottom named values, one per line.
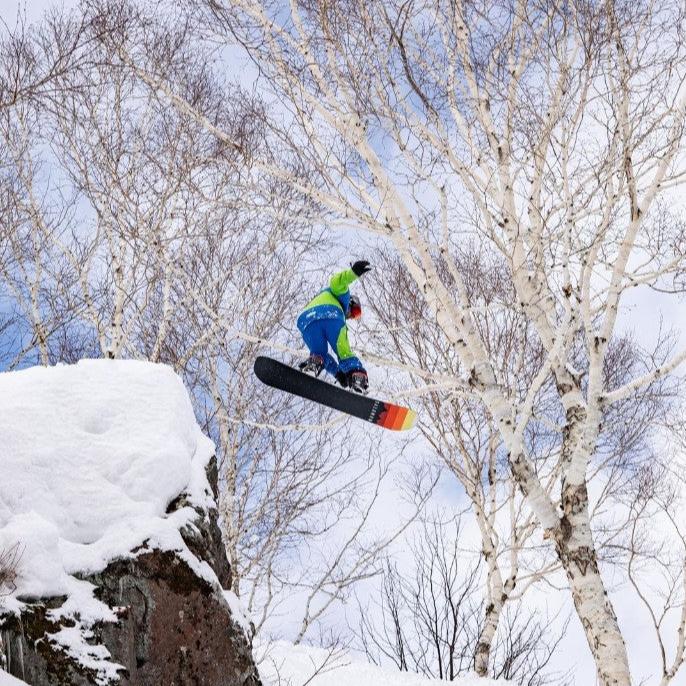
left=257, top=641, right=508, bottom=686
left=223, top=589, right=252, bottom=637
left=0, top=360, right=218, bottom=683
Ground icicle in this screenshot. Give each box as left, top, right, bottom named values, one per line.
left=4, top=630, right=10, bottom=675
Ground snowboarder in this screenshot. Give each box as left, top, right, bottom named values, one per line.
left=296, top=260, right=372, bottom=393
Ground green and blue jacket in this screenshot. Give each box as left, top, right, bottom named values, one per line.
left=297, top=268, right=363, bottom=373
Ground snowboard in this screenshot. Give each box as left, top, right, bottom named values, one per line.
left=253, top=356, right=417, bottom=431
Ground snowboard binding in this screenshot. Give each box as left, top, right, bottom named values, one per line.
left=335, top=369, right=369, bottom=394
left=300, top=357, right=368, bottom=394
left=347, top=370, right=369, bottom=395
left=298, top=354, right=325, bottom=377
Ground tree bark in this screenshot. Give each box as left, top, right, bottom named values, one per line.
left=474, top=594, right=503, bottom=676
left=555, top=485, right=631, bottom=686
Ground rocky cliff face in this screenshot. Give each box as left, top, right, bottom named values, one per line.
left=0, top=361, right=261, bottom=686
left=1, top=457, right=260, bottom=686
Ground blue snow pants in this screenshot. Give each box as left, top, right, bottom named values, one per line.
left=297, top=318, right=345, bottom=376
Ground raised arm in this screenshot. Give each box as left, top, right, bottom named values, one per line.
left=329, top=268, right=358, bottom=296
left=329, top=261, right=371, bottom=295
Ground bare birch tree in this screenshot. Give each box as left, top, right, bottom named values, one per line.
left=0, top=9, right=102, bottom=367
left=138, top=1, right=686, bottom=682
left=363, top=246, right=559, bottom=676
left=0, top=1, right=425, bottom=645
left=357, top=518, right=569, bottom=685
left=363, top=245, right=675, bottom=675
left=0, top=6, right=93, bottom=111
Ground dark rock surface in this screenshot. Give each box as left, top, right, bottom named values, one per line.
left=0, top=457, right=261, bottom=686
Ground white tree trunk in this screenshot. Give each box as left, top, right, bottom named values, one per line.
left=474, top=592, right=503, bottom=676
left=556, top=399, right=630, bottom=684
left=555, top=500, right=631, bottom=686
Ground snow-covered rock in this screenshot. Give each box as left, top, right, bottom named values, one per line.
left=0, top=360, right=259, bottom=685
left=258, top=642, right=506, bottom=686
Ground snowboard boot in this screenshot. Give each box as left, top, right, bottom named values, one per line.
left=348, top=370, right=369, bottom=394
left=298, top=354, right=325, bottom=377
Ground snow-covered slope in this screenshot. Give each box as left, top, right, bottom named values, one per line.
left=0, top=360, right=221, bottom=681
left=259, top=642, right=506, bottom=686
left=0, top=671, right=28, bottom=686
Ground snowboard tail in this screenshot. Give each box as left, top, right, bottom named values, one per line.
left=254, top=356, right=417, bottom=431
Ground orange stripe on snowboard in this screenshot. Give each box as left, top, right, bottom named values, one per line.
left=392, top=409, right=409, bottom=430
left=392, top=408, right=413, bottom=430
left=378, top=404, right=417, bottom=430
left=377, top=404, right=418, bottom=431
left=381, top=404, right=399, bottom=429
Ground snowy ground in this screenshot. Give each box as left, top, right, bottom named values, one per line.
left=258, top=641, right=505, bottom=686
left=0, top=671, right=28, bottom=686
left=0, top=360, right=232, bottom=682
